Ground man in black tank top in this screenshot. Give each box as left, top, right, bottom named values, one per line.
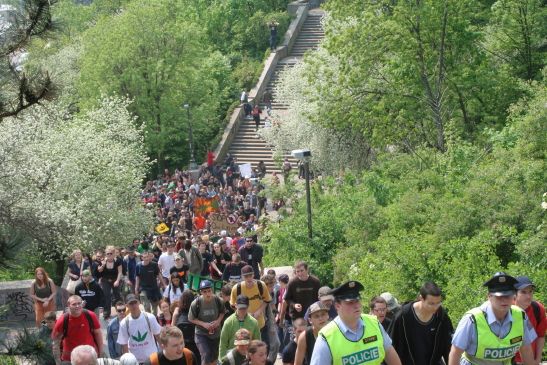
left=281, top=318, right=307, bottom=365
left=294, top=302, right=330, bottom=365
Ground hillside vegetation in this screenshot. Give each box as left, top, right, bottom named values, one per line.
left=262, top=0, right=546, bottom=320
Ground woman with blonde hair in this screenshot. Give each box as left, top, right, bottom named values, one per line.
left=66, top=249, right=90, bottom=294
left=30, top=267, right=57, bottom=327
left=96, top=245, right=123, bottom=319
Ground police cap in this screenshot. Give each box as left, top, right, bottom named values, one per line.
left=483, top=272, right=517, bottom=297
left=330, top=281, right=364, bottom=301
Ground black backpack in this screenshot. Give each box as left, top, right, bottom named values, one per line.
left=192, top=295, right=224, bottom=318
left=530, top=301, right=541, bottom=324
left=236, top=280, right=264, bottom=297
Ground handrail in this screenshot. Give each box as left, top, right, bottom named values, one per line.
left=213, top=4, right=309, bottom=164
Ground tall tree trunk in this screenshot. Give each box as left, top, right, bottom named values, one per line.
left=411, top=3, right=448, bottom=152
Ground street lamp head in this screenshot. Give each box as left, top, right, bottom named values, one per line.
left=291, top=149, right=311, bottom=160
left=183, top=104, right=189, bottom=109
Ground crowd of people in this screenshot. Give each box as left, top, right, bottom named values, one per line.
left=27, top=165, right=545, bottom=365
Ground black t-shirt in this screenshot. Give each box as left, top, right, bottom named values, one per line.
left=200, top=252, right=213, bottom=277
left=143, top=351, right=197, bottom=365
left=284, top=276, right=321, bottom=319
left=238, top=244, right=263, bottom=279
left=137, top=261, right=160, bottom=288
left=407, top=305, right=438, bottom=364
left=68, top=260, right=90, bottom=279
left=170, top=265, right=189, bottom=283
left=213, top=251, right=231, bottom=273
left=101, top=257, right=123, bottom=281
left=281, top=341, right=298, bottom=363
left=381, top=317, right=392, bottom=331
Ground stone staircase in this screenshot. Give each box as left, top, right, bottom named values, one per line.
left=227, top=11, right=325, bottom=174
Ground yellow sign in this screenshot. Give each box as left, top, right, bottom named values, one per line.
left=155, top=223, right=170, bottom=234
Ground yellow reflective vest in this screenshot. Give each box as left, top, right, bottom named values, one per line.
left=319, top=314, right=385, bottom=365
left=463, top=305, right=524, bottom=364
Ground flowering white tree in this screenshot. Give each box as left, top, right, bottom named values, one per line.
left=259, top=48, right=373, bottom=175
left=0, top=97, right=153, bottom=261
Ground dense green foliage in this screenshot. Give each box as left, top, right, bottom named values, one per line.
left=300, top=0, right=546, bottom=153
left=25, top=0, right=290, bottom=173
left=264, top=77, right=546, bottom=321
left=262, top=0, right=546, bottom=322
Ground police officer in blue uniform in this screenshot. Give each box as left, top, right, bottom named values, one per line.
left=310, top=281, right=401, bottom=365
left=448, top=272, right=537, bottom=365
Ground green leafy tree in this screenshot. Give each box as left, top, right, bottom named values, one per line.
left=483, top=0, right=547, bottom=81
left=306, top=0, right=520, bottom=151
left=78, top=0, right=231, bottom=171
left=264, top=76, right=546, bottom=319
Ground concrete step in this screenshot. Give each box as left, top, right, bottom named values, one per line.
left=223, top=11, right=324, bottom=171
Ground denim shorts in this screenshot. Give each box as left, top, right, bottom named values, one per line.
left=195, top=333, right=220, bottom=364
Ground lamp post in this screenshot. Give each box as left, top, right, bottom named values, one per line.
left=291, top=149, right=312, bottom=240
left=183, top=103, right=197, bottom=170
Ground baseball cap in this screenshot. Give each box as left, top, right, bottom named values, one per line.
left=233, top=328, right=251, bottom=346
left=241, top=265, right=254, bottom=276
left=236, top=295, right=249, bottom=309
left=318, top=286, right=334, bottom=301
left=309, top=301, right=328, bottom=315
left=199, top=280, right=213, bottom=291
left=125, top=294, right=139, bottom=304
left=514, top=276, right=535, bottom=290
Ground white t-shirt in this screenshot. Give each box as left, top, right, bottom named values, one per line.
left=117, top=312, right=161, bottom=362
left=158, top=252, right=175, bottom=278
left=162, top=283, right=188, bottom=303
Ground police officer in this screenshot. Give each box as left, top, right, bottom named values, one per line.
left=309, top=281, right=401, bottom=365
left=448, top=272, right=538, bottom=365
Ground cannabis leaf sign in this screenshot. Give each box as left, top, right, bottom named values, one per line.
left=131, top=330, right=148, bottom=342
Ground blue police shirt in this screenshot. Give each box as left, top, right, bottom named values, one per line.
left=452, top=301, right=537, bottom=364
left=309, top=315, right=393, bottom=365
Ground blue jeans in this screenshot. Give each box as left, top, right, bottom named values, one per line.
left=282, top=318, right=293, bottom=350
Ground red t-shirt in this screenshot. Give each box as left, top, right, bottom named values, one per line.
left=52, top=310, right=101, bottom=361
left=515, top=301, right=547, bottom=362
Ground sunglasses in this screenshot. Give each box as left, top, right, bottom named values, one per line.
left=117, top=308, right=126, bottom=313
